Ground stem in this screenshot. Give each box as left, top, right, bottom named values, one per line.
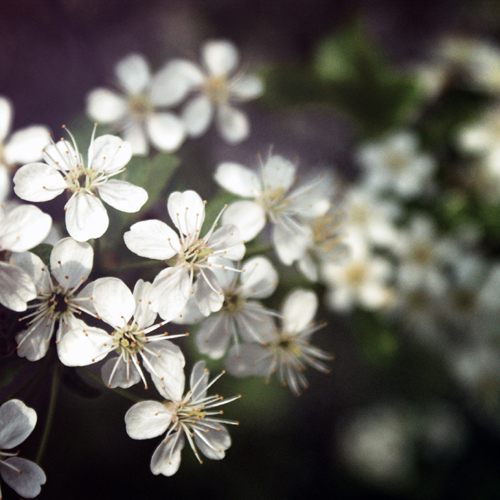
left=243, top=244, right=273, bottom=258
left=79, top=367, right=144, bottom=403
left=36, top=362, right=61, bottom=465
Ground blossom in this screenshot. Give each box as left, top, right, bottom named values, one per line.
left=0, top=399, right=46, bottom=498
left=156, top=40, right=263, bottom=143
left=226, top=289, right=332, bottom=396
left=125, top=360, right=240, bottom=476
left=58, top=277, right=186, bottom=390
left=214, top=154, right=334, bottom=264
left=86, top=53, right=185, bottom=155
left=0, top=204, right=52, bottom=312
left=357, top=131, right=436, bottom=199
left=0, top=96, right=50, bottom=201
left=12, top=237, right=96, bottom=361
left=176, top=256, right=279, bottom=359
left=13, top=128, right=148, bottom=242
left=124, top=190, right=245, bottom=322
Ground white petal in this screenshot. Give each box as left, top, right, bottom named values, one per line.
left=1, top=457, right=46, bottom=498
left=13, top=163, right=66, bottom=202
left=171, top=297, right=203, bottom=325
left=0, top=165, right=9, bottom=203
left=0, top=262, right=36, bottom=311
left=202, top=40, right=239, bottom=77
left=146, top=112, right=185, bottom=152
left=208, top=224, right=245, bottom=261
left=0, top=205, right=52, bottom=252
left=216, top=105, right=249, bottom=143
left=93, top=277, right=135, bottom=327
left=0, top=400, right=36, bottom=449
left=146, top=344, right=186, bottom=401
left=298, top=253, right=318, bottom=282
left=150, top=431, right=184, bottom=476
left=239, top=256, right=278, bottom=298
left=194, top=422, right=231, bottom=460
left=0, top=96, right=13, bottom=142
left=123, top=122, right=149, bottom=156
left=88, top=134, right=131, bottom=174
left=124, top=220, right=179, bottom=260
left=65, top=193, right=109, bottom=242
left=225, top=343, right=273, bottom=377
left=221, top=200, right=266, bottom=241
left=150, top=60, right=204, bottom=107
left=86, top=88, right=127, bottom=123
left=115, top=53, right=151, bottom=95
left=272, top=221, right=310, bottom=265
left=236, top=302, right=278, bottom=343
left=190, top=360, right=208, bottom=400
left=132, top=279, right=156, bottom=328
left=231, top=75, right=264, bottom=100
left=150, top=267, right=191, bottom=322
left=195, top=315, right=233, bottom=359
left=4, top=126, right=50, bottom=165
left=98, top=179, right=148, bottom=213
left=262, top=154, right=296, bottom=192
left=125, top=401, right=173, bottom=439
left=50, top=237, right=93, bottom=289
left=282, top=289, right=318, bottom=334
left=57, top=326, right=112, bottom=366
left=101, top=356, right=141, bottom=389
left=16, top=323, right=52, bottom=362
left=10, top=251, right=51, bottom=291
left=167, top=190, right=205, bottom=236
left=181, top=95, right=213, bottom=137
left=41, top=139, right=78, bottom=171
left=214, top=162, right=262, bottom=197
left=194, top=269, right=224, bottom=316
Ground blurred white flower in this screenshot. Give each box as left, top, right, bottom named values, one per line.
left=225, top=289, right=331, bottom=396
left=0, top=399, right=46, bottom=499
left=215, top=154, right=334, bottom=264
left=12, top=237, right=96, bottom=361
left=124, top=190, right=245, bottom=322
left=357, top=130, right=436, bottom=199
left=86, top=53, right=186, bottom=155
left=13, top=129, right=148, bottom=242
left=125, top=360, right=240, bottom=476
left=58, top=277, right=186, bottom=390
left=0, top=204, right=52, bottom=312
left=156, top=40, right=263, bottom=143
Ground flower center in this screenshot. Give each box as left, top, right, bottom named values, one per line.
left=49, top=291, right=70, bottom=316
left=180, top=239, right=214, bottom=270
left=260, top=187, right=289, bottom=216
left=345, top=264, right=367, bottom=286
left=66, top=166, right=100, bottom=194
left=222, top=291, right=244, bottom=314
left=128, top=94, right=152, bottom=120
left=113, top=324, right=146, bottom=356
left=205, top=76, right=229, bottom=104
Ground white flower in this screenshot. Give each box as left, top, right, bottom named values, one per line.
left=13, top=128, right=148, bottom=242
left=156, top=40, right=263, bottom=143
left=125, top=360, right=240, bottom=476
left=12, top=237, right=95, bottom=361
left=225, top=289, right=332, bottom=396
left=0, top=204, right=52, bottom=312
left=323, top=234, right=392, bottom=312
left=214, top=154, right=334, bottom=264
left=0, top=96, right=50, bottom=202
left=86, top=53, right=186, bottom=155
left=58, top=277, right=186, bottom=391
left=176, top=256, right=279, bottom=359
left=0, top=399, right=46, bottom=498
left=124, top=190, right=245, bottom=322
left=357, top=131, right=436, bottom=199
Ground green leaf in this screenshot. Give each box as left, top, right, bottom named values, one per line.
left=62, top=368, right=101, bottom=399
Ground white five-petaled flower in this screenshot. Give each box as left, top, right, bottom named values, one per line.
left=13, top=128, right=148, bottom=242
left=0, top=96, right=50, bottom=202
left=124, top=190, right=246, bottom=322
left=58, top=277, right=186, bottom=391
left=0, top=204, right=52, bottom=312
left=0, top=399, right=46, bottom=499
left=226, top=289, right=332, bottom=396
left=157, top=39, right=263, bottom=143
left=214, top=154, right=334, bottom=264
left=175, top=256, right=279, bottom=359
left=125, top=360, right=240, bottom=477
left=12, top=237, right=95, bottom=361
left=86, top=53, right=186, bottom=155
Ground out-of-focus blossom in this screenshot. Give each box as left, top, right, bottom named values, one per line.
left=0, top=205, right=52, bottom=311
left=124, top=190, right=245, bottom=322
left=155, top=40, right=263, bottom=143
left=13, top=129, right=148, bottom=242
left=86, top=54, right=186, bottom=155
left=215, top=154, right=334, bottom=264
left=0, top=399, right=46, bottom=498
left=226, top=289, right=331, bottom=395
left=125, top=361, right=240, bottom=476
